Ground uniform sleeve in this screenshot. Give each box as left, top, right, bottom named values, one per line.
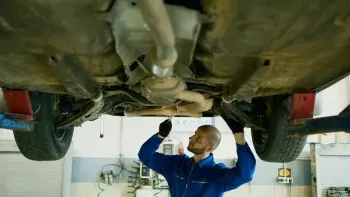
left=138, top=134, right=180, bottom=176
left=216, top=143, right=256, bottom=191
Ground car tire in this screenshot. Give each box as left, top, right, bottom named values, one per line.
left=13, top=92, right=74, bottom=161
left=251, top=95, right=307, bottom=163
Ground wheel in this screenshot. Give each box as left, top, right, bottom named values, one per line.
left=251, top=95, right=307, bottom=163
left=13, top=92, right=74, bottom=161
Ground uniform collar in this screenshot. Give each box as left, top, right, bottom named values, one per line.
left=185, top=153, right=214, bottom=168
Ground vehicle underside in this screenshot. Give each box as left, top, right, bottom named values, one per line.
left=0, top=0, right=349, bottom=162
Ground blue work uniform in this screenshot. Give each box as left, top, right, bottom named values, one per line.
left=138, top=134, right=256, bottom=197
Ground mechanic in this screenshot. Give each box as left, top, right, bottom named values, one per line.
left=138, top=117, right=256, bottom=197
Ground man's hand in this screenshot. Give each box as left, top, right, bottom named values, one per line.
left=228, top=120, right=246, bottom=145
left=222, top=116, right=244, bottom=134
left=234, top=133, right=246, bottom=145
left=158, top=119, right=172, bottom=139
left=222, top=116, right=246, bottom=145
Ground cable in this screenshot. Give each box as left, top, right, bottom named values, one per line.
left=101, top=164, right=136, bottom=174
left=97, top=163, right=134, bottom=197
left=116, top=167, right=124, bottom=178
left=127, top=161, right=143, bottom=197
left=97, top=190, right=104, bottom=197
left=289, top=181, right=292, bottom=197
left=154, top=188, right=163, bottom=197
left=98, top=178, right=104, bottom=190
left=97, top=178, right=105, bottom=197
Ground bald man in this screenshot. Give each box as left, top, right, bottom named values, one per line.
left=138, top=117, right=256, bottom=197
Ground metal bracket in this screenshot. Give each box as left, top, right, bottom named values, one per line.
left=289, top=93, right=316, bottom=121
left=48, top=53, right=101, bottom=99
left=56, top=99, right=104, bottom=129
left=3, top=89, right=33, bottom=115
left=222, top=102, right=267, bottom=131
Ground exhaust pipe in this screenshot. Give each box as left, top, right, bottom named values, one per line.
left=139, top=0, right=178, bottom=78
left=125, top=106, right=202, bottom=118
left=135, top=0, right=213, bottom=117
left=124, top=97, right=214, bottom=118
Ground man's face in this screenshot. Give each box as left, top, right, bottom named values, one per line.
left=187, top=129, right=212, bottom=155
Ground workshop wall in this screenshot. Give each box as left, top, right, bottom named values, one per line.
left=0, top=76, right=346, bottom=197
left=71, top=116, right=312, bottom=197
left=315, top=76, right=350, bottom=144
left=71, top=76, right=350, bottom=197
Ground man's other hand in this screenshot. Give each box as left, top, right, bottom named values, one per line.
left=222, top=116, right=244, bottom=134
left=234, top=133, right=246, bottom=145
left=158, top=119, right=172, bottom=138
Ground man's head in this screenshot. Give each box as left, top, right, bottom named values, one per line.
left=187, top=125, right=221, bottom=155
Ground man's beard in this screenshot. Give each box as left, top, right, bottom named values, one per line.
left=187, top=146, right=206, bottom=155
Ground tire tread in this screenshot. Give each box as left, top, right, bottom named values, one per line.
left=252, top=96, right=307, bottom=163
left=13, top=92, right=73, bottom=161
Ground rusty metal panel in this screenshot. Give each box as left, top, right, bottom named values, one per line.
left=199, top=0, right=350, bottom=99
left=0, top=0, right=119, bottom=93
left=0, top=0, right=349, bottom=99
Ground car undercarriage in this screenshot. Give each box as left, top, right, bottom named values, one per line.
left=0, top=0, right=349, bottom=161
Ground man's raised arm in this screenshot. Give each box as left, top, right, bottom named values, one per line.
left=138, top=119, right=179, bottom=175
left=216, top=116, right=256, bottom=191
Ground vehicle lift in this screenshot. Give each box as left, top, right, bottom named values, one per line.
left=0, top=89, right=349, bottom=136
left=0, top=89, right=34, bottom=132
left=288, top=93, right=350, bottom=136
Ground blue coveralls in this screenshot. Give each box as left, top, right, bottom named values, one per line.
left=138, top=134, right=256, bottom=197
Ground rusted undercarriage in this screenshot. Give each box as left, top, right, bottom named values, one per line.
left=0, top=0, right=350, bottom=120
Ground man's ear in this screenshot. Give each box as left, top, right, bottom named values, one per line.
left=206, top=146, right=214, bottom=153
